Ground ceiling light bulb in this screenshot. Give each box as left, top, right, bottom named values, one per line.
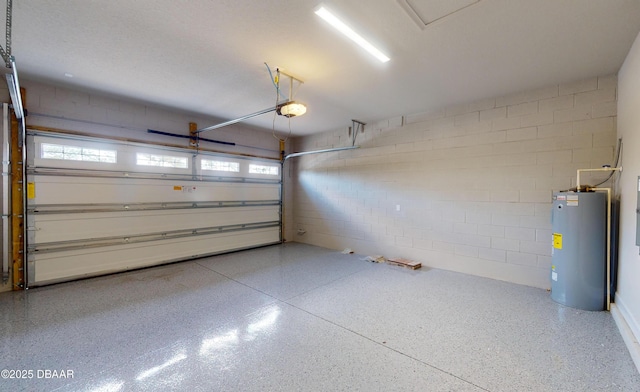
left=315, top=7, right=390, bottom=63
left=277, top=102, right=307, bottom=117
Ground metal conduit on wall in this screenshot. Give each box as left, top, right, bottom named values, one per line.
left=1, top=103, right=9, bottom=283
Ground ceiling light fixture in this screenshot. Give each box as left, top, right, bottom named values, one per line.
left=195, top=65, right=307, bottom=134
left=315, top=6, right=390, bottom=63
left=277, top=101, right=307, bottom=117
left=274, top=68, right=307, bottom=118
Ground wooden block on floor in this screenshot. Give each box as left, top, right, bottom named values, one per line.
left=386, top=258, right=421, bottom=270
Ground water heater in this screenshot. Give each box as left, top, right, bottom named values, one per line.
left=551, top=191, right=606, bottom=311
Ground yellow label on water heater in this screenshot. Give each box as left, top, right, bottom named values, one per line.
left=553, top=233, right=563, bottom=250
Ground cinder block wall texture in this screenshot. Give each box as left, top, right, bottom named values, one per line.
left=289, top=75, right=617, bottom=288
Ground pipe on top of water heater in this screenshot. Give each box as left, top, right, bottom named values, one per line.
left=576, top=166, right=622, bottom=192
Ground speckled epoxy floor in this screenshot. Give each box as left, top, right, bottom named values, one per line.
left=1, top=243, right=638, bottom=391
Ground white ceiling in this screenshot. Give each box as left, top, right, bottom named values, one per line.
left=11, top=0, right=640, bottom=136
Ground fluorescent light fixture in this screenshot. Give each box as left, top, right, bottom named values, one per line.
left=315, top=7, right=390, bottom=63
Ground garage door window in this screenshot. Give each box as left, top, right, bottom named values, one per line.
left=249, top=164, right=279, bottom=175
left=41, top=143, right=117, bottom=163
left=201, top=159, right=239, bottom=172
left=136, top=153, right=188, bottom=168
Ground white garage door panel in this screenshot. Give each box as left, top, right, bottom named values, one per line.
left=31, top=227, right=280, bottom=285
left=32, top=206, right=280, bottom=243
left=31, top=176, right=280, bottom=205
left=27, top=131, right=283, bottom=286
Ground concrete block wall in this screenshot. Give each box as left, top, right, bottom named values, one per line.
left=289, top=75, right=617, bottom=289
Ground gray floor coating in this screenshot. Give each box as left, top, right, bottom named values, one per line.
left=0, top=242, right=638, bottom=391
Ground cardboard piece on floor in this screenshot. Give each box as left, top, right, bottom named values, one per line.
left=386, top=257, right=421, bottom=270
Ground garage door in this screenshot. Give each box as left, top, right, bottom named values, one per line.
left=26, top=131, right=282, bottom=286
